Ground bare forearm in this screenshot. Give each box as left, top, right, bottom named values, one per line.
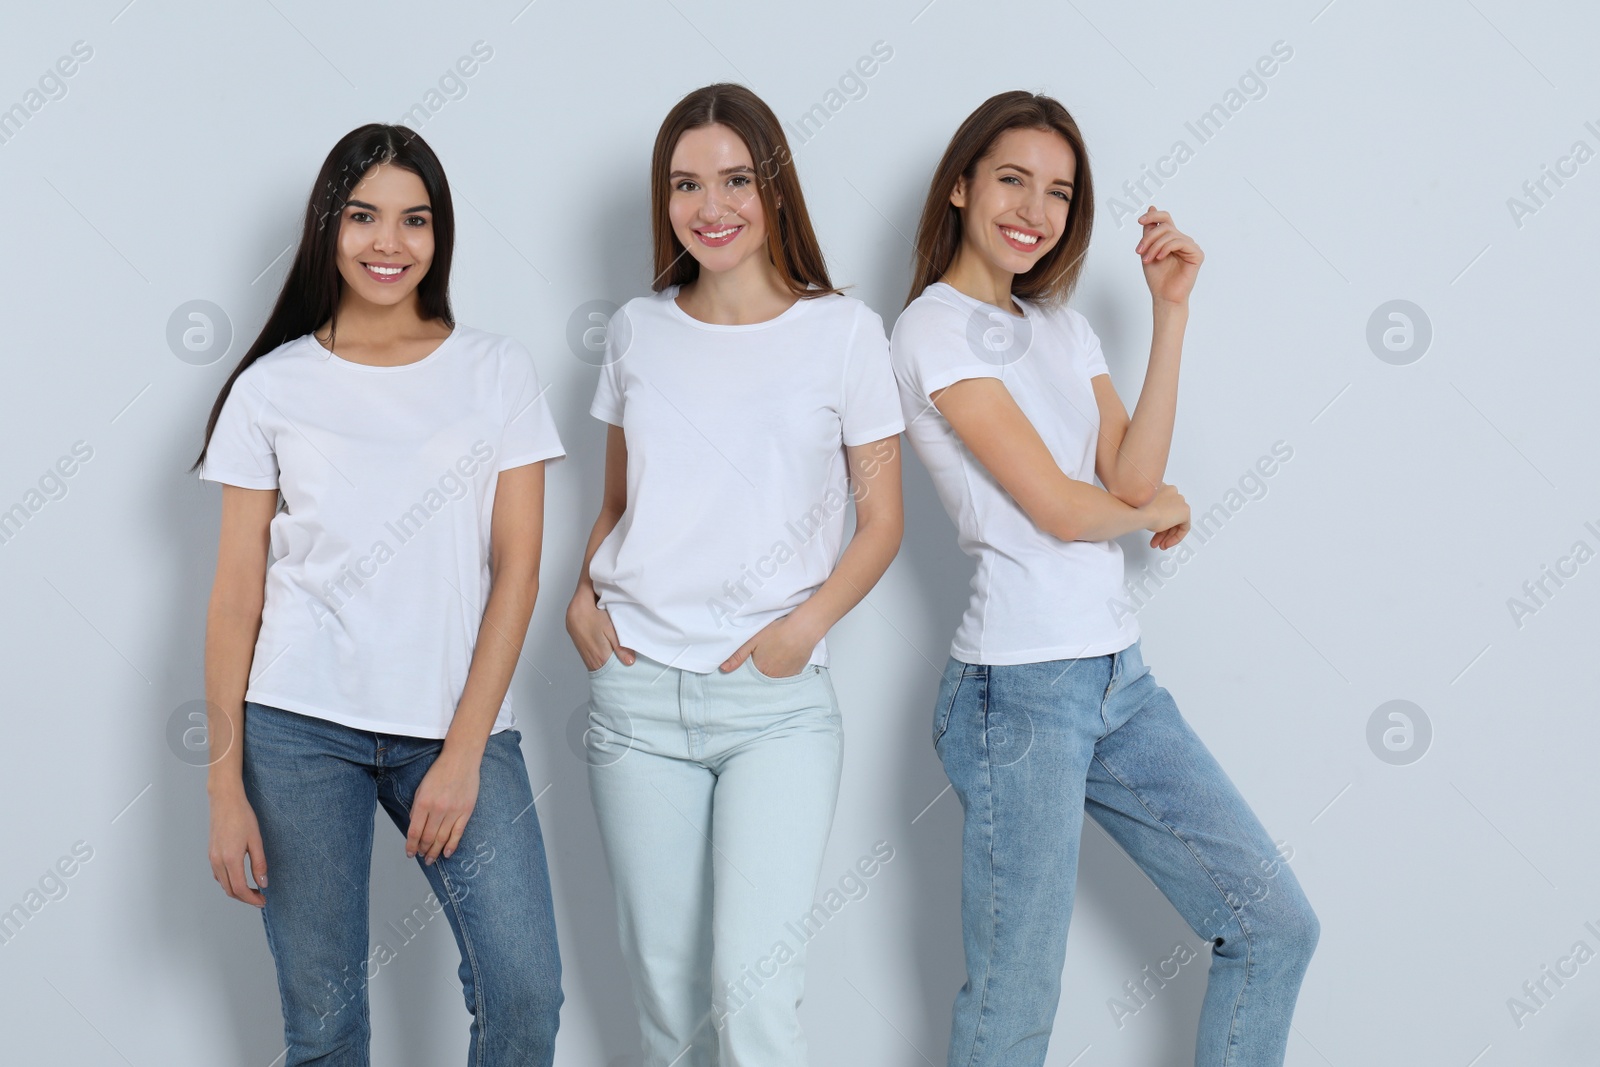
left=1111, top=301, right=1187, bottom=503
left=786, top=514, right=902, bottom=646
left=204, top=598, right=261, bottom=797
left=1054, top=477, right=1154, bottom=543
left=445, top=571, right=539, bottom=760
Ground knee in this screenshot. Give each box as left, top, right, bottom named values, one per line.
left=498, top=968, right=563, bottom=1031
left=1265, top=891, right=1320, bottom=965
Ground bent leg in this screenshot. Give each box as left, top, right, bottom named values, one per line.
left=1087, top=646, right=1319, bottom=1067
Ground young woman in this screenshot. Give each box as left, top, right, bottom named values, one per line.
left=565, top=83, right=904, bottom=1067
left=194, top=124, right=564, bottom=1066
left=891, top=91, right=1319, bottom=1066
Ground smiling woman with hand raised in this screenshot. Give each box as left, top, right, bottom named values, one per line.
left=891, top=91, right=1319, bottom=1067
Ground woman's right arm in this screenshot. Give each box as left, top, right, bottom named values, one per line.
left=205, top=483, right=277, bottom=907
left=931, top=377, right=1188, bottom=545
left=565, top=424, right=636, bottom=669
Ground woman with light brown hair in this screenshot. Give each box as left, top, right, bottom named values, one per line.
left=891, top=90, right=1319, bottom=1066
left=565, top=82, right=904, bottom=1066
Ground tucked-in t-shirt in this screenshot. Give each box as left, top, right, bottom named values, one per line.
left=197, top=325, right=566, bottom=738
left=890, top=281, right=1138, bottom=665
left=588, top=287, right=905, bottom=673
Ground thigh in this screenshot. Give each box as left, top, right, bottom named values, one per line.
left=377, top=728, right=562, bottom=983
left=242, top=702, right=377, bottom=1040
left=1086, top=663, right=1303, bottom=947
left=707, top=668, right=844, bottom=948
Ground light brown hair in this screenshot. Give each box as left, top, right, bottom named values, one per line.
left=906, top=90, right=1094, bottom=307
left=650, top=83, right=838, bottom=297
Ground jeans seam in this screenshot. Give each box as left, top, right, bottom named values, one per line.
left=1090, top=749, right=1256, bottom=1064
left=435, top=828, right=493, bottom=1067
left=962, top=668, right=996, bottom=1067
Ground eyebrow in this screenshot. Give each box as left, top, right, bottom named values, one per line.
left=345, top=199, right=433, bottom=212
left=668, top=165, right=755, bottom=179
left=995, top=163, right=1073, bottom=188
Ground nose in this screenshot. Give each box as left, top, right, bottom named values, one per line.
left=372, top=220, right=403, bottom=255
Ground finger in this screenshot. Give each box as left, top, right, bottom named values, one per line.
left=1135, top=221, right=1171, bottom=254
left=441, top=815, right=468, bottom=860
left=721, top=640, right=756, bottom=673
left=231, top=852, right=265, bottom=908
left=419, top=810, right=449, bottom=865
left=405, top=807, right=426, bottom=858
left=249, top=832, right=269, bottom=888
left=602, top=617, right=634, bottom=665
left=1144, top=233, right=1182, bottom=263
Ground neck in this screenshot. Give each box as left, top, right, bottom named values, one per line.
left=677, top=252, right=796, bottom=326
left=940, top=244, right=1019, bottom=315
left=323, top=290, right=431, bottom=343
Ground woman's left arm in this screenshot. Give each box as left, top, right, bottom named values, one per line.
left=719, top=436, right=904, bottom=677
left=1094, top=207, right=1204, bottom=508
left=407, top=460, right=546, bottom=865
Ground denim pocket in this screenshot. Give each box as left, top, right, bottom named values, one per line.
left=933, top=663, right=974, bottom=748
left=746, top=656, right=820, bottom=683
left=587, top=652, right=619, bottom=678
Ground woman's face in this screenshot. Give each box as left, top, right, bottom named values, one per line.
left=951, top=126, right=1076, bottom=277
left=335, top=163, right=435, bottom=307
left=667, top=123, right=771, bottom=276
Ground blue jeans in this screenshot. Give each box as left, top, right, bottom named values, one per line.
left=584, top=652, right=843, bottom=1067
left=934, top=639, right=1318, bottom=1067
left=242, top=701, right=563, bottom=1066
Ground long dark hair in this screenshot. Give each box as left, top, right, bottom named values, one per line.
left=650, top=83, right=838, bottom=298
left=191, top=124, right=455, bottom=471
left=907, top=90, right=1094, bottom=308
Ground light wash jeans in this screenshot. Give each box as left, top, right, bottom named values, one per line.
left=242, top=701, right=563, bottom=1066
left=934, top=638, right=1319, bottom=1067
left=584, top=651, right=844, bottom=1067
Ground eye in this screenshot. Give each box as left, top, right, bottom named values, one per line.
left=1000, top=175, right=1022, bottom=186
left=348, top=210, right=374, bottom=223
left=675, top=180, right=700, bottom=193
left=727, top=174, right=751, bottom=188
left=1051, top=190, right=1071, bottom=202
left=404, top=215, right=429, bottom=226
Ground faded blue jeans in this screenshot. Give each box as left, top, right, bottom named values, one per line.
left=934, top=639, right=1318, bottom=1067
left=242, top=700, right=563, bottom=1066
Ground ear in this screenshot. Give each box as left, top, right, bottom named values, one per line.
left=949, top=176, right=968, bottom=210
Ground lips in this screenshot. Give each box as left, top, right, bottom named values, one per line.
left=997, top=225, right=1044, bottom=253
left=362, top=262, right=411, bottom=283
left=693, top=224, right=744, bottom=248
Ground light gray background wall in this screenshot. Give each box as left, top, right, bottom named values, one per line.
left=2, top=1, right=1596, bottom=1064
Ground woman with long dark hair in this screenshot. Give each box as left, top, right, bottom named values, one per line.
left=194, top=124, right=564, bottom=1065
left=565, top=83, right=904, bottom=1066
left=891, top=91, right=1319, bottom=1066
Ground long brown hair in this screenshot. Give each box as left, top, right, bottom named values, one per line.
left=906, top=90, right=1093, bottom=308
left=191, top=124, right=455, bottom=472
left=650, top=83, right=837, bottom=298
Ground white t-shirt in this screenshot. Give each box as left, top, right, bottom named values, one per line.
left=197, top=325, right=566, bottom=738
left=890, top=281, right=1139, bottom=665
left=588, top=287, right=905, bottom=673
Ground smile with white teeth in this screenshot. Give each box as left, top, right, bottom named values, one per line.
left=699, top=226, right=740, bottom=239
left=365, top=264, right=406, bottom=275
left=1000, top=227, right=1040, bottom=246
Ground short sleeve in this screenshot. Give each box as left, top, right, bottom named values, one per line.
left=1071, top=308, right=1110, bottom=378
left=499, top=340, right=566, bottom=471
left=588, top=304, right=630, bottom=427
left=840, top=304, right=906, bottom=447
left=198, top=374, right=278, bottom=489
left=888, top=293, right=1006, bottom=422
